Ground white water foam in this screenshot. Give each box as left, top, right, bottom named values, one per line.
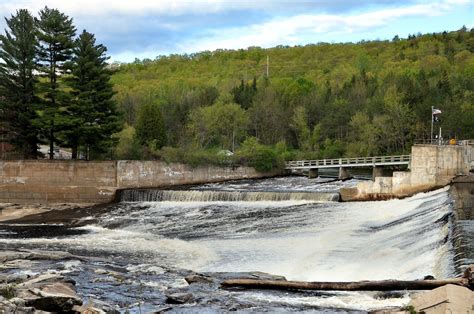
left=0, top=187, right=455, bottom=311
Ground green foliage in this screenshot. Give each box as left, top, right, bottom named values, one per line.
left=113, top=125, right=142, bottom=160
left=236, top=137, right=284, bottom=172
left=36, top=6, right=76, bottom=159
left=187, top=100, right=249, bottom=151
left=157, top=147, right=233, bottom=168
left=65, top=30, right=121, bottom=159
left=112, top=27, right=474, bottom=162
left=0, top=9, right=41, bottom=158
left=0, top=284, right=15, bottom=299
left=0, top=8, right=121, bottom=161
left=231, top=77, right=257, bottom=109
left=135, top=102, right=167, bottom=150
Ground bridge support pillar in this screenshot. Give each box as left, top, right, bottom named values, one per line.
left=308, top=168, right=319, bottom=179
left=338, top=167, right=350, bottom=180
left=372, top=167, right=384, bottom=181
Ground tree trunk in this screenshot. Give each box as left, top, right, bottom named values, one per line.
left=71, top=145, right=77, bottom=160
left=221, top=278, right=469, bottom=291
left=49, top=125, right=54, bottom=160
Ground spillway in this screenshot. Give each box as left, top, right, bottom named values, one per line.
left=0, top=177, right=457, bottom=311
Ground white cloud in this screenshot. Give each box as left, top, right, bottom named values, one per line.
left=178, top=0, right=467, bottom=52
left=0, top=0, right=277, bottom=17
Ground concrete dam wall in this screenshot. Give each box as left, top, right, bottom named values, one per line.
left=341, top=144, right=474, bottom=201
left=0, top=160, right=275, bottom=204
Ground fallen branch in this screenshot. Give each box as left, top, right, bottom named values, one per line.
left=221, top=278, right=469, bottom=291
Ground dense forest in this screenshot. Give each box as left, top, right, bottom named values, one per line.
left=1, top=6, right=473, bottom=171
left=111, top=27, right=474, bottom=169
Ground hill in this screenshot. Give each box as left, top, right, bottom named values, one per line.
left=111, top=27, right=474, bottom=159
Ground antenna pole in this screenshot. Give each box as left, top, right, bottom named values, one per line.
left=266, top=55, right=269, bottom=78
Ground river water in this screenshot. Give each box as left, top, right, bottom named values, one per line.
left=0, top=176, right=457, bottom=312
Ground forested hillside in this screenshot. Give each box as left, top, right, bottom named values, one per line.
left=111, top=28, right=473, bottom=164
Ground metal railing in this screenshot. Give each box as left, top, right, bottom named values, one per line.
left=414, top=139, right=474, bottom=146
left=285, top=155, right=411, bottom=169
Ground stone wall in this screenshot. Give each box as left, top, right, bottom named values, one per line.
left=341, top=144, right=474, bottom=201
left=0, top=160, right=274, bottom=204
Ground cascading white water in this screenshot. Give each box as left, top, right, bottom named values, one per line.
left=119, top=189, right=341, bottom=202
left=0, top=177, right=456, bottom=311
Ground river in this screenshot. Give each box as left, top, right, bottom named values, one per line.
left=0, top=176, right=456, bottom=312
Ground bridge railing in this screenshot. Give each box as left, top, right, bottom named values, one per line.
left=285, top=155, right=411, bottom=168
left=414, top=139, right=474, bottom=146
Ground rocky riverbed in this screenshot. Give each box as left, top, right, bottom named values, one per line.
left=1, top=248, right=417, bottom=313
left=0, top=182, right=464, bottom=312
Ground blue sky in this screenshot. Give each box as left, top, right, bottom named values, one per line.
left=0, top=0, right=472, bottom=62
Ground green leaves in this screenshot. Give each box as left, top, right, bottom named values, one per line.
left=0, top=7, right=120, bottom=160
left=135, top=103, right=167, bottom=150
left=0, top=9, right=41, bottom=158
left=36, top=6, right=76, bottom=158
left=65, top=30, right=120, bottom=159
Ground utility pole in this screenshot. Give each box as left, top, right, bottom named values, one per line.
left=438, top=127, right=442, bottom=145
left=266, top=55, right=269, bottom=78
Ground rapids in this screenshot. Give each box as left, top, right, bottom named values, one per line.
left=0, top=176, right=457, bottom=312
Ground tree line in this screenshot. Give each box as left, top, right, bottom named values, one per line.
left=1, top=9, right=473, bottom=169
left=112, top=27, right=473, bottom=168
left=0, top=7, right=119, bottom=159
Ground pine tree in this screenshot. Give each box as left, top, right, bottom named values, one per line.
left=135, top=103, right=167, bottom=150
left=66, top=30, right=121, bottom=159
left=36, top=6, right=76, bottom=159
left=0, top=9, right=40, bottom=158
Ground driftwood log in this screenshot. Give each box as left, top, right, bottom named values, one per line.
left=222, top=265, right=474, bottom=291
left=221, top=278, right=467, bottom=291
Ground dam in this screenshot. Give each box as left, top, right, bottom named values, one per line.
left=0, top=176, right=461, bottom=312
left=0, top=144, right=473, bottom=311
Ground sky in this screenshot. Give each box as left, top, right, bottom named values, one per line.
left=0, top=0, right=472, bottom=62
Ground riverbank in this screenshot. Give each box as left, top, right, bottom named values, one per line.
left=0, top=203, right=93, bottom=223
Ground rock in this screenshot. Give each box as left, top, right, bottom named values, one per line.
left=409, top=284, right=474, bottom=313
left=185, top=274, right=214, bottom=285
left=0, top=300, right=18, bottom=313
left=16, top=279, right=82, bottom=312
left=9, top=297, right=25, bottom=306
left=464, top=264, right=474, bottom=287
left=16, top=273, right=64, bottom=288
left=72, top=304, right=106, bottom=314
left=0, top=250, right=78, bottom=264
left=165, top=292, right=194, bottom=304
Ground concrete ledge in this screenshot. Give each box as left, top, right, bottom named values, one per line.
left=0, top=160, right=277, bottom=204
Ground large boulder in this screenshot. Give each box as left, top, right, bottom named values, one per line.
left=15, top=274, right=82, bottom=312
left=409, top=284, right=474, bottom=313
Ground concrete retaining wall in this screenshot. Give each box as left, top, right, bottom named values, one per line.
left=341, top=144, right=473, bottom=201
left=0, top=160, right=274, bottom=204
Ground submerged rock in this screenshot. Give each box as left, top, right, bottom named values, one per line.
left=165, top=292, right=194, bottom=304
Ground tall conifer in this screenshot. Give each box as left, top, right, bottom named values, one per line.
left=67, top=30, right=120, bottom=159
left=36, top=6, right=76, bottom=159
left=0, top=9, right=40, bottom=158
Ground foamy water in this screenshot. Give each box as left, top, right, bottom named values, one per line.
left=0, top=178, right=456, bottom=311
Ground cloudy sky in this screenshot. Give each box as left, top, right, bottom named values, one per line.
left=0, top=0, right=472, bottom=62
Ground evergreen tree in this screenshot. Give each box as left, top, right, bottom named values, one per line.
left=135, top=103, right=167, bottom=150
left=36, top=6, right=76, bottom=159
left=66, top=30, right=121, bottom=159
left=231, top=77, right=257, bottom=109
left=0, top=9, right=40, bottom=158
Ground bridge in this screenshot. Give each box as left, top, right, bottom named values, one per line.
left=285, top=155, right=411, bottom=180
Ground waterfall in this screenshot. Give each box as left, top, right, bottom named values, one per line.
left=119, top=189, right=340, bottom=202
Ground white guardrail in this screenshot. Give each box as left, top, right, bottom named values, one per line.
left=285, top=155, right=411, bottom=169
